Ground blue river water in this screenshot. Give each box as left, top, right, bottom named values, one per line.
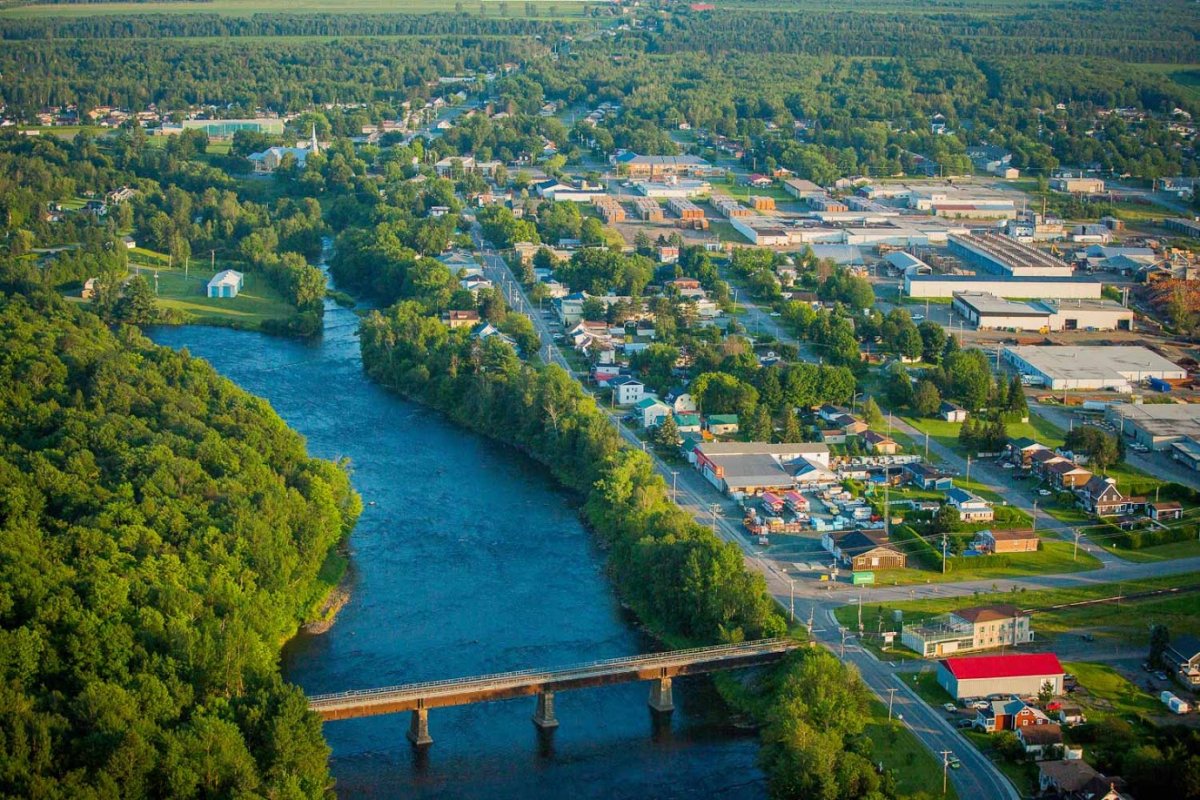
left=148, top=284, right=766, bottom=799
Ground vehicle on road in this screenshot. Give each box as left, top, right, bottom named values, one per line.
left=911, top=314, right=925, bottom=322
left=1081, top=633, right=1094, bottom=642
left=948, top=755, right=962, bottom=769
left=943, top=703, right=957, bottom=713
left=1038, top=489, right=1052, bottom=496
left=769, top=311, right=781, bottom=317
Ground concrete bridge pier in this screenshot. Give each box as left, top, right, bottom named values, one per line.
left=648, top=675, right=674, bottom=714
left=407, top=704, right=433, bottom=747
left=532, top=691, right=559, bottom=729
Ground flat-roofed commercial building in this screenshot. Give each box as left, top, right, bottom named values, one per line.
left=693, top=442, right=831, bottom=495
left=952, top=293, right=1133, bottom=332
left=904, top=274, right=1102, bottom=299
left=936, top=653, right=1065, bottom=700
left=1002, top=345, right=1185, bottom=390
left=1106, top=403, right=1200, bottom=451
left=902, top=604, right=1034, bottom=658
left=949, top=232, right=1074, bottom=277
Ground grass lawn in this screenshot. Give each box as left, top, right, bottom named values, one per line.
left=863, top=698, right=960, bottom=800
left=902, top=414, right=1067, bottom=455
left=1064, top=662, right=1161, bottom=720
left=845, top=573, right=1200, bottom=645
left=1104, top=538, right=1200, bottom=563
left=961, top=729, right=1038, bottom=795
left=867, top=539, right=1100, bottom=586
left=151, top=265, right=297, bottom=329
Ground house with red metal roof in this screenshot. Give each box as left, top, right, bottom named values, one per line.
left=936, top=653, right=1065, bottom=700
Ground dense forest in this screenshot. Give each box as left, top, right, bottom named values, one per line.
left=0, top=289, right=361, bottom=797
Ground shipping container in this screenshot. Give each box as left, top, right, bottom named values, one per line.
left=1149, top=377, right=1173, bottom=393
left=1169, top=697, right=1191, bottom=714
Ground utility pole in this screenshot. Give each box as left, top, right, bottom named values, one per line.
left=886, top=687, right=898, bottom=720
left=840, top=628, right=848, bottom=658
left=941, top=750, right=952, bottom=795
left=941, top=532, right=948, bottom=574
left=807, top=605, right=814, bottom=636
left=965, top=455, right=972, bottom=485
left=709, top=503, right=722, bottom=533
left=1073, top=530, right=1081, bottom=561
left=857, top=594, right=863, bottom=634
left=671, top=470, right=679, bottom=503
left=925, top=431, right=930, bottom=461
left=1032, top=500, right=1038, bottom=534
left=789, top=580, right=795, bottom=623
left=210, top=249, right=215, bottom=273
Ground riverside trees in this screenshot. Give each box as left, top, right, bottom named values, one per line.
left=0, top=290, right=361, bottom=797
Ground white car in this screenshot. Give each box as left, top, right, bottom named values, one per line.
left=912, top=314, right=925, bottom=322
left=1038, top=489, right=1052, bottom=496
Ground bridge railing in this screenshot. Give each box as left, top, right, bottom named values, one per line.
left=308, top=638, right=795, bottom=704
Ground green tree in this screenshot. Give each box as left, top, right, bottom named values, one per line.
left=656, top=413, right=680, bottom=448
left=860, top=395, right=883, bottom=427
left=913, top=380, right=942, bottom=417
left=114, top=275, right=158, bottom=325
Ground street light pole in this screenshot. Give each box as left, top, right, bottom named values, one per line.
left=789, top=579, right=795, bottom=623
left=671, top=470, right=679, bottom=503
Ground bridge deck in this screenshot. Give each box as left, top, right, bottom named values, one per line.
left=310, top=638, right=800, bottom=721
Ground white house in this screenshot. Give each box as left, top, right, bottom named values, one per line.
left=946, top=487, right=994, bottom=522
left=609, top=375, right=646, bottom=406
left=206, top=269, right=243, bottom=298
left=635, top=397, right=671, bottom=428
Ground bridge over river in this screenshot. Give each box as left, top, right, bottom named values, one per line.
left=309, top=639, right=801, bottom=746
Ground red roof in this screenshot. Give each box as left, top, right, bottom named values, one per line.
left=940, top=653, right=1063, bottom=681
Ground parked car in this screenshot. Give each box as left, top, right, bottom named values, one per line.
left=1155, top=671, right=1169, bottom=681
left=956, top=718, right=975, bottom=729
left=912, top=314, right=925, bottom=322
left=1038, top=489, right=1052, bottom=496
left=943, top=703, right=957, bottom=713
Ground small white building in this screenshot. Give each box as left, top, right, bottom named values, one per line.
left=609, top=375, right=646, bottom=406
left=207, top=270, right=243, bottom=299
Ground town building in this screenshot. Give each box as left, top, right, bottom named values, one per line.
left=936, top=653, right=1065, bottom=699
left=635, top=397, right=671, bottom=429
left=442, top=309, right=480, bottom=329
left=1017, top=723, right=1064, bottom=758
left=951, top=293, right=1133, bottom=332
left=949, top=233, right=1074, bottom=277
left=1077, top=476, right=1141, bottom=517
left=206, top=270, right=243, bottom=298
left=902, top=604, right=1033, bottom=658
left=973, top=529, right=1040, bottom=554
left=905, top=462, right=954, bottom=491
left=706, top=414, right=740, bottom=436
left=692, top=442, right=831, bottom=495
left=1164, top=634, right=1200, bottom=688
left=1147, top=501, right=1183, bottom=521
left=821, top=529, right=906, bottom=571
left=1106, top=403, right=1200, bottom=451
left=1002, top=345, right=1185, bottom=391
left=1051, top=176, right=1105, bottom=194
left=940, top=402, right=968, bottom=422
left=612, top=152, right=715, bottom=178
left=904, top=274, right=1102, bottom=300
left=1038, top=760, right=1132, bottom=800
left=975, top=698, right=1051, bottom=732
left=863, top=430, right=899, bottom=455
left=783, top=178, right=824, bottom=200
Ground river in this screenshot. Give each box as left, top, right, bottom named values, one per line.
left=148, top=278, right=766, bottom=799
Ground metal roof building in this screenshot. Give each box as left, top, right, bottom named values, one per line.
left=936, top=653, right=1065, bottom=699
left=1002, top=345, right=1184, bottom=390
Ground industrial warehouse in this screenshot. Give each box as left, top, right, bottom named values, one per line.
left=691, top=442, right=832, bottom=495
left=1105, top=403, right=1200, bottom=451
left=903, top=274, right=1102, bottom=299
left=1002, top=345, right=1186, bottom=390
left=948, top=232, right=1075, bottom=277
left=951, top=293, right=1134, bottom=332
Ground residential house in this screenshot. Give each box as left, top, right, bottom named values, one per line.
left=817, top=404, right=850, bottom=423
left=206, top=270, right=243, bottom=299
left=975, top=698, right=1050, bottom=732
left=863, top=430, right=899, bottom=455
left=821, top=530, right=907, bottom=571
left=1147, top=501, right=1183, bottom=521
left=973, top=529, right=1039, bottom=554
left=471, top=322, right=518, bottom=351
left=940, top=401, right=968, bottom=423
left=832, top=414, right=869, bottom=436
left=819, top=428, right=848, bottom=445
left=1047, top=460, right=1094, bottom=490
left=460, top=275, right=493, bottom=295
left=1164, top=634, right=1200, bottom=688
left=1078, top=476, right=1141, bottom=517
left=1038, top=760, right=1127, bottom=799
left=1056, top=703, right=1086, bottom=726
left=902, top=604, right=1034, bottom=658
left=635, top=397, right=672, bottom=429
left=947, top=487, right=994, bottom=522
left=674, top=413, right=702, bottom=435
left=1007, top=437, right=1049, bottom=467
left=706, top=414, right=740, bottom=436
left=1031, top=448, right=1070, bottom=477
left=81, top=277, right=99, bottom=300
left=609, top=375, right=646, bottom=406
left=1017, top=723, right=1063, bottom=759
left=905, top=463, right=954, bottom=491
left=442, top=309, right=481, bottom=329
left=670, top=392, right=698, bottom=414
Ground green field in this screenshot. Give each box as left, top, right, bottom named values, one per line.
left=1105, top=538, right=1200, bottom=563
left=901, top=414, right=1067, bottom=455
left=867, top=539, right=1100, bottom=587
left=143, top=263, right=297, bottom=329
left=1064, top=662, right=1162, bottom=720
left=0, top=0, right=589, bottom=17
left=838, top=573, right=1200, bottom=645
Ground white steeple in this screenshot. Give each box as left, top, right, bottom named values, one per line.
left=310, top=123, right=319, bottom=154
